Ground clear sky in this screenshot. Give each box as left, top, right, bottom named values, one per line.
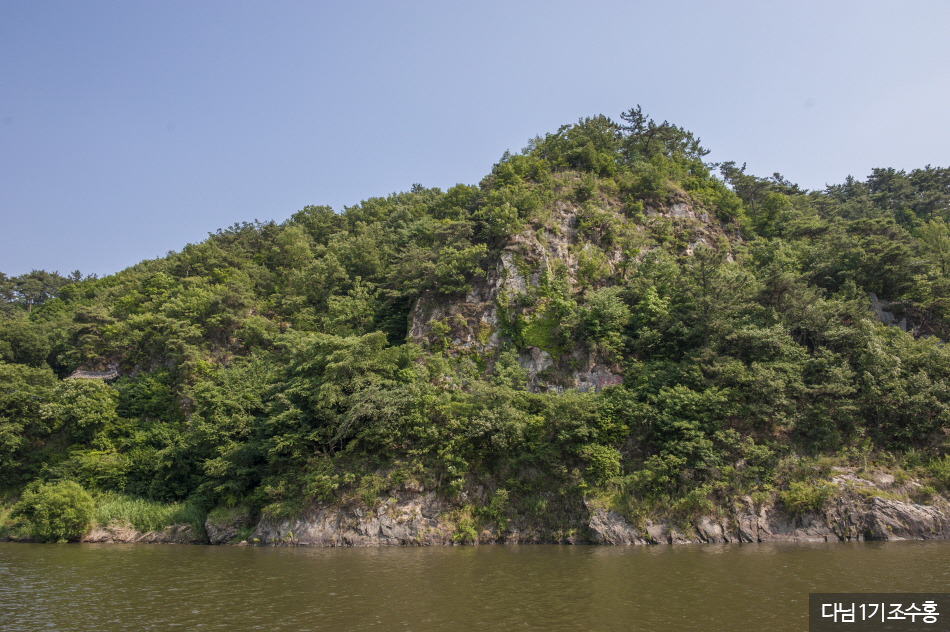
left=2, top=1, right=948, bottom=277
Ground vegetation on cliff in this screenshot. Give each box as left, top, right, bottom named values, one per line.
left=3, top=107, right=950, bottom=540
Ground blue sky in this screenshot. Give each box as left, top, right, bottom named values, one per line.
left=2, top=1, right=949, bottom=276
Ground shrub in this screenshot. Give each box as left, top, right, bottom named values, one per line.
left=0, top=499, right=31, bottom=539
left=673, top=485, right=715, bottom=516
left=580, top=286, right=631, bottom=357
left=576, top=246, right=611, bottom=288
left=928, top=454, right=950, bottom=486
left=452, top=506, right=478, bottom=543
left=12, top=481, right=95, bottom=542
left=47, top=449, right=130, bottom=492
left=581, top=444, right=622, bottom=486
left=480, top=488, right=510, bottom=531
left=779, top=481, right=834, bottom=517
left=490, top=348, right=528, bottom=390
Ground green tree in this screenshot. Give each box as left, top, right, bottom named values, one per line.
left=580, top=286, right=631, bottom=359
left=682, top=244, right=750, bottom=348
left=0, top=318, right=51, bottom=367
left=288, top=205, right=342, bottom=246
left=12, top=270, right=75, bottom=313
left=719, top=162, right=771, bottom=225
left=867, top=167, right=914, bottom=225
left=43, top=378, right=120, bottom=448
left=619, top=105, right=709, bottom=161
left=530, top=115, right=621, bottom=176
left=756, top=192, right=792, bottom=238
left=0, top=362, right=57, bottom=486
left=321, top=278, right=378, bottom=336
left=918, top=219, right=950, bottom=275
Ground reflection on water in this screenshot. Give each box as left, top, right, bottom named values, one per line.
left=2, top=540, right=949, bottom=631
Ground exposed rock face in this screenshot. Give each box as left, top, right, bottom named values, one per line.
left=408, top=196, right=721, bottom=392
left=14, top=471, right=936, bottom=548
left=587, top=492, right=950, bottom=545
left=81, top=521, right=204, bottom=544
left=832, top=496, right=950, bottom=541
left=68, top=363, right=119, bottom=381
left=238, top=465, right=950, bottom=548
left=245, top=491, right=950, bottom=549
left=869, top=292, right=908, bottom=332
left=250, top=491, right=457, bottom=547
left=205, top=508, right=255, bottom=545
left=587, top=508, right=651, bottom=545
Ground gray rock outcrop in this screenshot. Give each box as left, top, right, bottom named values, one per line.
left=586, top=486, right=950, bottom=545
left=250, top=491, right=456, bottom=547
left=408, top=196, right=719, bottom=393
left=205, top=507, right=255, bottom=545
left=81, top=520, right=204, bottom=544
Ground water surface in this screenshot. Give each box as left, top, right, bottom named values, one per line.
left=2, top=541, right=949, bottom=631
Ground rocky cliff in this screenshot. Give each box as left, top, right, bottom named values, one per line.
left=250, top=490, right=457, bottom=547
left=587, top=493, right=950, bottom=545
left=587, top=466, right=950, bottom=544
left=409, top=193, right=727, bottom=392
left=239, top=466, right=950, bottom=547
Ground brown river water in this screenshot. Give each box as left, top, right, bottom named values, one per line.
left=2, top=540, right=949, bottom=631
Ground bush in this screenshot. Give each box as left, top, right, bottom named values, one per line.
left=47, top=449, right=130, bottom=492
left=673, top=485, right=715, bottom=516
left=581, top=444, right=622, bottom=486
left=12, top=480, right=94, bottom=542
left=0, top=499, right=31, bottom=539
left=928, top=454, right=950, bottom=486
left=779, top=481, right=834, bottom=517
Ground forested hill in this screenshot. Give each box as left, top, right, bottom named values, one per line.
left=4, top=108, right=950, bottom=539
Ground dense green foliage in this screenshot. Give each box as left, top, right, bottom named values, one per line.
left=11, top=480, right=94, bottom=542
left=4, top=107, right=950, bottom=537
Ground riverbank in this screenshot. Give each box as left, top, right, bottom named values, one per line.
left=4, top=465, right=949, bottom=547
left=242, top=465, right=950, bottom=546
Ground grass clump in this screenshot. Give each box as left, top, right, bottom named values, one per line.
left=95, top=492, right=206, bottom=533
left=779, top=481, right=835, bottom=517
left=0, top=497, right=31, bottom=540
left=450, top=505, right=478, bottom=543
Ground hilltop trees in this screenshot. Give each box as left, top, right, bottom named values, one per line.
left=619, top=105, right=709, bottom=162
left=0, top=269, right=81, bottom=316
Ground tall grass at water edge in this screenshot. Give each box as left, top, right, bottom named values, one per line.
left=0, top=499, right=30, bottom=539
left=95, top=493, right=206, bottom=533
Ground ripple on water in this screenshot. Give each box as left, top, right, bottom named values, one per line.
left=1, top=540, right=949, bottom=631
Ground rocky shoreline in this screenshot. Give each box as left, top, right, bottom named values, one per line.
left=586, top=494, right=950, bottom=545
left=4, top=467, right=949, bottom=547
left=239, top=467, right=950, bottom=547
left=81, top=521, right=205, bottom=545
left=247, top=492, right=950, bottom=548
